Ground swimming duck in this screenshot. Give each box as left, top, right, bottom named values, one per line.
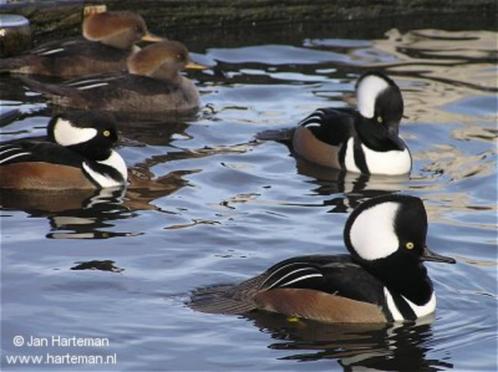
left=190, top=194, right=455, bottom=323
left=0, top=11, right=163, bottom=77
left=0, top=112, right=127, bottom=189
left=19, top=40, right=205, bottom=115
left=293, top=72, right=412, bottom=175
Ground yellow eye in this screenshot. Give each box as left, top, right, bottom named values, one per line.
left=103, top=130, right=111, bottom=137
left=377, top=116, right=383, bottom=124
left=405, top=242, right=414, bottom=250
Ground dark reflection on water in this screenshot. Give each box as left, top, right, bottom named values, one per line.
left=71, top=260, right=124, bottom=273
left=245, top=312, right=452, bottom=371
left=1, top=12, right=497, bottom=372
left=0, top=188, right=134, bottom=239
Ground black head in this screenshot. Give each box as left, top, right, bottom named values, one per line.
left=344, top=194, right=455, bottom=266
left=343, top=194, right=455, bottom=305
left=47, top=111, right=119, bottom=161
left=355, top=72, right=404, bottom=144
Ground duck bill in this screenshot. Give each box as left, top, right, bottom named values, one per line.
left=421, top=246, right=456, bottom=264
left=386, top=123, right=400, bottom=138
left=141, top=32, right=164, bottom=43
left=186, top=61, right=208, bottom=70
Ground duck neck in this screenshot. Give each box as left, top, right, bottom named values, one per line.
left=355, top=117, right=404, bottom=152
left=149, top=66, right=182, bottom=84
left=68, top=143, right=112, bottom=162
left=367, top=258, right=434, bottom=306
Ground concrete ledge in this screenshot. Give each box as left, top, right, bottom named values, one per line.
left=0, top=0, right=496, bottom=41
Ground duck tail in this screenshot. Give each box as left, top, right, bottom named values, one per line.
left=17, top=75, right=67, bottom=99
left=188, top=283, right=257, bottom=315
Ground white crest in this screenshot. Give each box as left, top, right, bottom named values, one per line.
left=357, top=75, right=389, bottom=119
left=349, top=201, right=400, bottom=260
left=53, top=118, right=97, bottom=147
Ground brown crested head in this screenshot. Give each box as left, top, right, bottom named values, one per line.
left=83, top=11, right=154, bottom=49
left=127, top=40, right=190, bottom=79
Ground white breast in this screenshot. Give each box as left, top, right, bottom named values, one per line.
left=361, top=143, right=411, bottom=175
left=344, top=137, right=361, bottom=173
left=384, top=288, right=436, bottom=321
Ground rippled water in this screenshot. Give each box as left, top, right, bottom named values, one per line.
left=1, top=15, right=497, bottom=371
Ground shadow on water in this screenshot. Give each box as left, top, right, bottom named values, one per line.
left=245, top=311, right=452, bottom=371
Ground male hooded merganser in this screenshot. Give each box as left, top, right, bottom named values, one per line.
left=19, top=40, right=205, bottom=115
left=0, top=11, right=163, bottom=77
left=190, top=195, right=456, bottom=323
left=0, top=112, right=127, bottom=189
left=293, top=72, right=412, bottom=175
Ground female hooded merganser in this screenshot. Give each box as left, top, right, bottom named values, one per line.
left=0, top=11, right=163, bottom=77
left=293, top=72, right=412, bottom=175
left=0, top=112, right=127, bottom=189
left=190, top=195, right=456, bottom=323
left=19, top=40, right=205, bottom=115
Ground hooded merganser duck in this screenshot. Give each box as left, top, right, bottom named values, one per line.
left=0, top=112, right=127, bottom=190
left=190, top=195, right=456, bottom=323
left=0, top=11, right=163, bottom=77
left=293, top=72, right=412, bottom=175
left=19, top=40, right=205, bottom=115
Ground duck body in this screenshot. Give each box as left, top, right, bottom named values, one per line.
left=19, top=41, right=203, bottom=115
left=293, top=107, right=411, bottom=175
left=22, top=73, right=199, bottom=114
left=0, top=38, right=131, bottom=78
left=292, top=72, right=412, bottom=176
left=0, top=112, right=127, bottom=190
left=190, top=195, right=455, bottom=323
left=0, top=11, right=163, bottom=78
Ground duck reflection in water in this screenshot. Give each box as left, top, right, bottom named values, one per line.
left=295, top=156, right=410, bottom=213
left=0, top=187, right=133, bottom=239
left=256, top=128, right=410, bottom=214
left=244, top=311, right=452, bottom=370
left=0, top=165, right=193, bottom=239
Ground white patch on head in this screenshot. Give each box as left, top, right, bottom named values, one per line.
left=361, top=142, right=411, bottom=175
left=53, top=118, right=98, bottom=147
left=357, top=74, right=389, bottom=118
left=344, top=137, right=361, bottom=173
left=349, top=201, right=400, bottom=260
